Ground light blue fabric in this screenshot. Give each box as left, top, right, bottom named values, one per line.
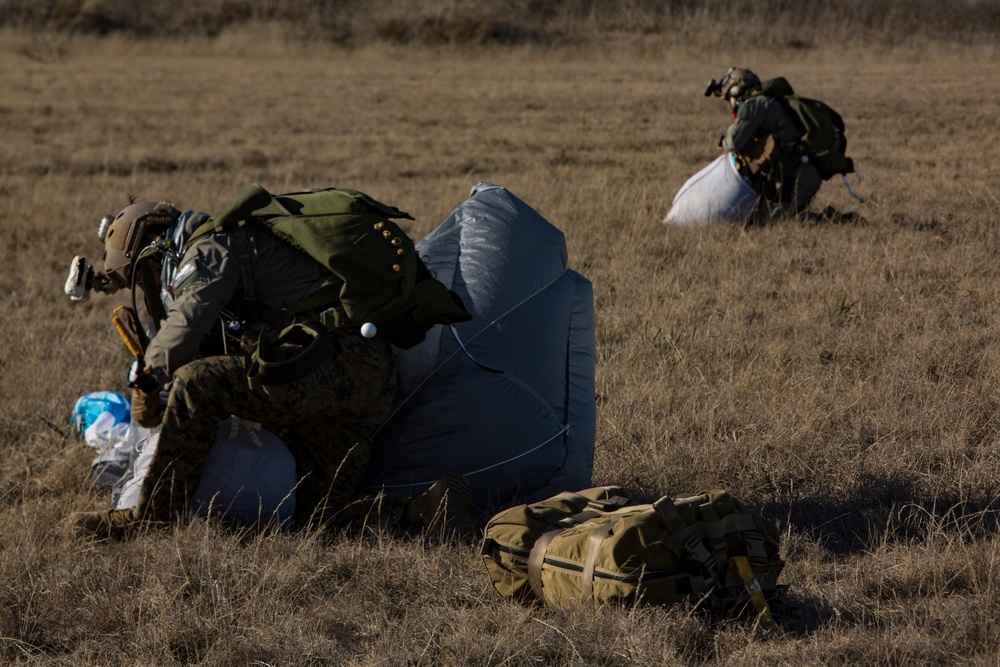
left=72, top=391, right=130, bottom=434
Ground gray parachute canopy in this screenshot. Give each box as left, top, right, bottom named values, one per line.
left=361, top=183, right=596, bottom=512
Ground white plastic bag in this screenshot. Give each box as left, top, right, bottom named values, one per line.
left=84, top=411, right=130, bottom=451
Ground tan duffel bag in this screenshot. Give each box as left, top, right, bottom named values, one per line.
left=481, top=486, right=784, bottom=626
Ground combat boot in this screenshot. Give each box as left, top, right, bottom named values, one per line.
left=71, top=507, right=155, bottom=539
left=406, top=471, right=474, bottom=538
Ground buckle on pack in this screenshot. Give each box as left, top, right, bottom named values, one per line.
left=318, top=305, right=347, bottom=330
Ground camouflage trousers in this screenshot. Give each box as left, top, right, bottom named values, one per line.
left=756, top=155, right=822, bottom=219
left=137, top=328, right=408, bottom=531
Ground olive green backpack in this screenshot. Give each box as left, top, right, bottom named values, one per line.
left=190, top=183, right=471, bottom=350
left=481, top=487, right=784, bottom=626
left=759, top=77, right=855, bottom=180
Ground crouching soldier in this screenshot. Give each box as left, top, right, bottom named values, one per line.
left=71, top=192, right=472, bottom=538
left=707, top=67, right=825, bottom=220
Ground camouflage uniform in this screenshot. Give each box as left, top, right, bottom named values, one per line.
left=723, top=94, right=821, bottom=217
left=138, top=217, right=407, bottom=531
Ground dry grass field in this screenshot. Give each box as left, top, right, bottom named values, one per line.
left=2, top=2, right=1000, bottom=664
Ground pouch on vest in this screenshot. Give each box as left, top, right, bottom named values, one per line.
left=246, top=321, right=334, bottom=389
left=743, top=134, right=778, bottom=176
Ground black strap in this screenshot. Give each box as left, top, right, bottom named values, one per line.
left=238, top=254, right=256, bottom=314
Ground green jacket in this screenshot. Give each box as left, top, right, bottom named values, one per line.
left=145, top=220, right=337, bottom=384
left=722, top=94, right=801, bottom=155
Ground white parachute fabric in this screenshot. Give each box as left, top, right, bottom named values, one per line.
left=663, top=154, right=759, bottom=226
left=114, top=418, right=296, bottom=526
left=363, top=182, right=596, bottom=512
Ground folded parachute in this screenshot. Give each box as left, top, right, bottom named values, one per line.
left=106, top=418, right=296, bottom=527
left=362, top=183, right=596, bottom=512
left=663, top=154, right=760, bottom=226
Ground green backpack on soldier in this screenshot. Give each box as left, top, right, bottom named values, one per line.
left=190, top=183, right=471, bottom=349
left=759, top=77, right=855, bottom=180
left=187, top=184, right=472, bottom=387
left=481, top=486, right=785, bottom=627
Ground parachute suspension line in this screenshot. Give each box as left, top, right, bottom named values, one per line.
left=370, top=426, right=570, bottom=491
left=372, top=269, right=569, bottom=436
left=450, top=324, right=503, bottom=374
left=843, top=173, right=865, bottom=203
left=461, top=425, right=569, bottom=478
left=439, top=269, right=569, bottom=351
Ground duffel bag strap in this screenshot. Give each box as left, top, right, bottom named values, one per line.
left=651, top=496, right=686, bottom=532
left=527, top=520, right=619, bottom=605
left=744, top=529, right=769, bottom=570
left=587, top=496, right=631, bottom=512
left=527, top=527, right=561, bottom=601
left=729, top=555, right=779, bottom=633
left=531, top=506, right=599, bottom=527
left=531, top=497, right=629, bottom=533
left=580, top=522, right=616, bottom=603
left=686, top=494, right=719, bottom=522
left=526, top=492, right=633, bottom=604
left=526, top=509, right=610, bottom=601
left=653, top=497, right=725, bottom=587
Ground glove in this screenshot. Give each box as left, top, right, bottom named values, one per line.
left=131, top=387, right=164, bottom=428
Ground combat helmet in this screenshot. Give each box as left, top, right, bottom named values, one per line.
left=101, top=201, right=180, bottom=289
left=706, top=67, right=762, bottom=104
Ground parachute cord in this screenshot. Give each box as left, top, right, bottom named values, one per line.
left=372, top=269, right=568, bottom=436
left=370, top=426, right=569, bottom=490
left=843, top=173, right=865, bottom=203
left=229, top=416, right=265, bottom=448
left=449, top=324, right=504, bottom=374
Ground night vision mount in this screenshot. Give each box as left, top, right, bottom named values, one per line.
left=703, top=67, right=737, bottom=98
left=64, top=255, right=119, bottom=301
left=704, top=79, right=724, bottom=97
left=64, top=213, right=120, bottom=302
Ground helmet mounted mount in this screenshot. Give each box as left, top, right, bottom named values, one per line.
left=704, top=67, right=762, bottom=104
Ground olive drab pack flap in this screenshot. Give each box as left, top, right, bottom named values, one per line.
left=760, top=77, right=855, bottom=180
left=481, top=487, right=785, bottom=617
left=199, top=184, right=471, bottom=349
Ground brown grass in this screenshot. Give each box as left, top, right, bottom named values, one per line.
left=2, top=11, right=1000, bottom=666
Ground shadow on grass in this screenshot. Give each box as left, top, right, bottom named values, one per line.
left=759, top=471, right=1000, bottom=634
left=763, top=472, right=1000, bottom=556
